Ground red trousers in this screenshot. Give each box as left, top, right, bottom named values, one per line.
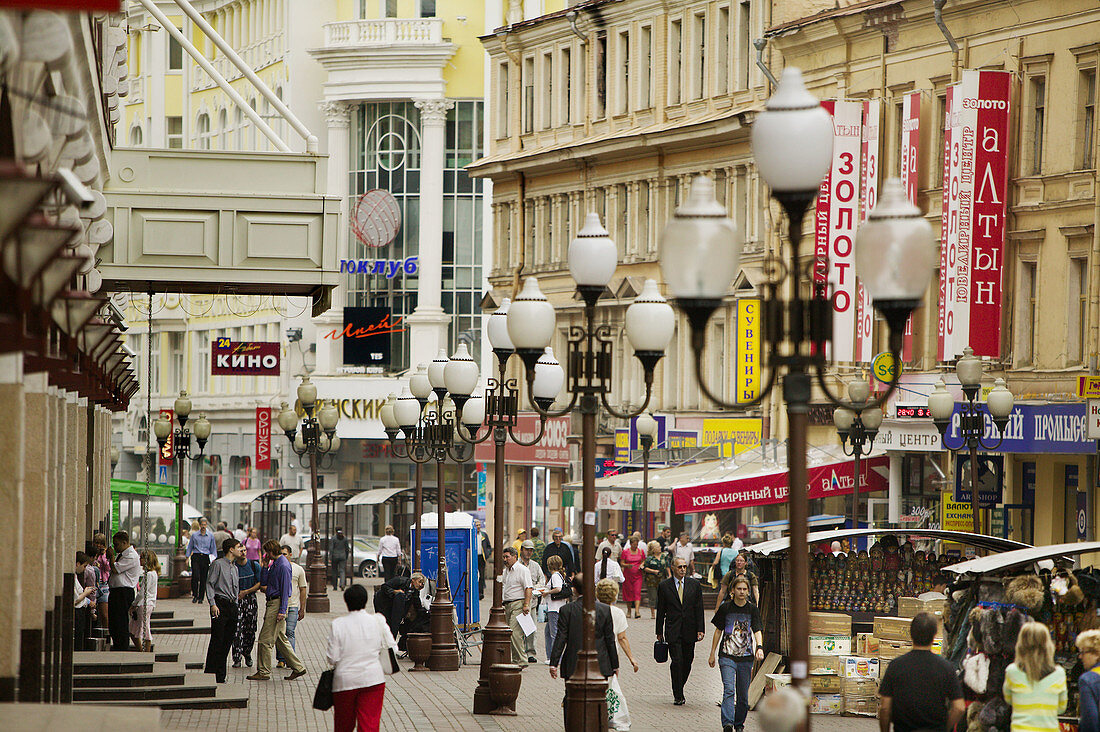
left=333, top=683, right=386, bottom=732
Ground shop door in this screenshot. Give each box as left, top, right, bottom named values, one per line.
left=996, top=503, right=1033, bottom=543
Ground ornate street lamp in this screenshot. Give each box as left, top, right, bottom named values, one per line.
left=658, top=68, right=936, bottom=726
left=636, top=412, right=659, bottom=540
left=276, top=377, right=340, bottom=613
left=154, top=390, right=212, bottom=594
left=927, top=348, right=1015, bottom=533
left=832, top=379, right=883, bottom=530
left=506, top=210, right=675, bottom=728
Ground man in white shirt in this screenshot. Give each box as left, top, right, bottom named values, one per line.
left=233, top=523, right=248, bottom=543
left=279, top=525, right=305, bottom=564
left=501, top=546, right=534, bottom=667
left=277, top=545, right=310, bottom=668
left=673, top=532, right=695, bottom=576
left=378, top=525, right=401, bottom=581
left=597, top=529, right=623, bottom=563
left=520, top=540, right=547, bottom=664
left=108, top=531, right=141, bottom=651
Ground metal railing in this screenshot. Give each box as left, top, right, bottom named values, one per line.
left=323, top=18, right=445, bottom=47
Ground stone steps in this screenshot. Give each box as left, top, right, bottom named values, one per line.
left=73, top=662, right=189, bottom=687
left=73, top=674, right=218, bottom=702
left=70, top=650, right=248, bottom=710
left=81, top=685, right=249, bottom=709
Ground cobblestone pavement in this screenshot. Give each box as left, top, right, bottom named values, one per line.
left=157, top=581, right=878, bottom=731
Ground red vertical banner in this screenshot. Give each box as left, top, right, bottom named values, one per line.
left=813, top=101, right=835, bottom=296
left=901, top=91, right=921, bottom=361
left=966, top=70, right=1011, bottom=357
left=255, top=407, right=272, bottom=470
left=158, top=409, right=174, bottom=465
left=938, top=84, right=959, bottom=361
left=856, top=99, right=881, bottom=364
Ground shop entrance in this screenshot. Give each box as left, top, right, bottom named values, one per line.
left=994, top=503, right=1034, bottom=544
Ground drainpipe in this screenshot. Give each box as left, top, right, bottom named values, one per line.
left=932, top=0, right=959, bottom=53
left=513, top=172, right=526, bottom=298
left=753, top=38, right=779, bottom=90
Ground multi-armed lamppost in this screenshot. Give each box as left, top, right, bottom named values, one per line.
left=504, top=210, right=676, bottom=728
left=927, top=347, right=1014, bottom=533
left=154, top=391, right=212, bottom=592
left=657, top=68, right=937, bottom=726
left=276, top=376, right=340, bottom=613
left=833, top=379, right=883, bottom=529
left=636, top=412, right=658, bottom=540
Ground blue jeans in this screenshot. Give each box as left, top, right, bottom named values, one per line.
left=544, top=610, right=559, bottom=660
left=719, top=656, right=753, bottom=728
left=276, top=607, right=299, bottom=663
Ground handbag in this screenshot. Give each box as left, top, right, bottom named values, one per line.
left=375, top=614, right=401, bottom=676
left=312, top=669, right=334, bottom=710
left=653, top=639, right=669, bottom=663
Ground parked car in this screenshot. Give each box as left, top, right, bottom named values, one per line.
left=353, top=537, right=381, bottom=577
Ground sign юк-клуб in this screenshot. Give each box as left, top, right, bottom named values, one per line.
left=212, top=339, right=280, bottom=375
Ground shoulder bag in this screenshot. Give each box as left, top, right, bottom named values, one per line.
left=375, top=614, right=401, bottom=675
left=312, top=669, right=334, bottom=710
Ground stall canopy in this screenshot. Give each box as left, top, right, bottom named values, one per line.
left=345, top=486, right=412, bottom=506
left=280, top=488, right=341, bottom=506
left=217, top=487, right=285, bottom=504
left=942, top=541, right=1100, bottom=576
left=749, top=528, right=1034, bottom=557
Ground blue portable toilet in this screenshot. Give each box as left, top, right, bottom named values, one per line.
left=411, top=511, right=480, bottom=628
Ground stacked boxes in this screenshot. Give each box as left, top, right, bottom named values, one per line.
left=843, top=677, right=879, bottom=716
left=808, top=613, right=851, bottom=714
left=897, top=596, right=947, bottom=618
left=854, top=633, right=879, bottom=656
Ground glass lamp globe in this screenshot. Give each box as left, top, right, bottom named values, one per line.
left=750, top=67, right=834, bottom=192
left=659, top=176, right=741, bottom=300
left=487, top=298, right=514, bottom=352
left=277, top=402, right=298, bottom=434
left=174, top=390, right=192, bottom=420
left=330, top=436, right=342, bottom=453
left=636, top=412, right=658, bottom=441
left=846, top=379, right=870, bottom=406
left=395, top=389, right=422, bottom=430
left=297, top=376, right=318, bottom=411
left=860, top=406, right=884, bottom=433
left=409, top=363, right=432, bottom=402
left=533, top=347, right=565, bottom=404
left=927, top=379, right=956, bottom=434
left=318, top=433, right=331, bottom=453
left=380, top=393, right=399, bottom=431
left=625, top=279, right=675, bottom=355
left=428, top=348, right=449, bottom=391
left=987, top=378, right=1014, bottom=420
left=568, top=212, right=618, bottom=288
left=955, top=346, right=983, bottom=390
left=293, top=431, right=306, bottom=452
left=444, top=342, right=479, bottom=397
left=832, top=406, right=856, bottom=435
left=461, top=392, right=486, bottom=429
left=318, top=400, right=339, bottom=431
left=153, top=415, right=171, bottom=442
left=855, top=178, right=935, bottom=318
left=193, top=413, right=212, bottom=441
left=507, top=277, right=556, bottom=353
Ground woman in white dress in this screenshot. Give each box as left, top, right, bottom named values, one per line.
left=596, top=578, right=639, bottom=731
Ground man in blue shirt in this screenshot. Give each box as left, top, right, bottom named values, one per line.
left=247, top=539, right=307, bottom=681
left=186, top=517, right=217, bottom=603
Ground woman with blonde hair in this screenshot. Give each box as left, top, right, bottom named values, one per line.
left=1077, top=629, right=1100, bottom=732
left=129, top=550, right=160, bottom=652
left=596, top=578, right=638, bottom=731
left=1003, top=621, right=1067, bottom=731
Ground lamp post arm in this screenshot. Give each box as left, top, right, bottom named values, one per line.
left=404, top=439, right=436, bottom=465
left=692, top=340, right=779, bottom=411
left=812, top=331, right=904, bottom=412
left=506, top=414, right=548, bottom=447
left=454, top=422, right=495, bottom=445
left=523, top=382, right=581, bottom=419
left=598, top=376, right=654, bottom=420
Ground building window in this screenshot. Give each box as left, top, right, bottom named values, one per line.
left=616, top=31, right=630, bottom=115
left=717, top=6, right=729, bottom=94
left=1070, top=257, right=1088, bottom=363
left=693, top=12, right=706, bottom=100
left=217, top=109, right=228, bottom=148
left=560, top=48, right=572, bottom=124
left=498, top=63, right=510, bottom=137
left=1017, top=260, right=1037, bottom=365
left=196, top=331, right=210, bottom=393
left=1079, top=68, right=1096, bottom=170
left=168, top=30, right=183, bottom=71
left=234, top=107, right=244, bottom=150
left=615, top=184, right=628, bottom=258
left=196, top=113, right=211, bottom=149
left=669, top=19, right=682, bottom=105
left=737, top=1, right=751, bottom=89
left=419, top=0, right=436, bottom=18
left=523, top=57, right=534, bottom=133
left=382, top=0, right=397, bottom=17
left=129, top=125, right=143, bottom=146
left=1028, top=76, right=1046, bottom=175
left=167, top=116, right=183, bottom=148
left=639, top=26, right=652, bottom=109
left=150, top=331, right=161, bottom=394
left=595, top=31, right=607, bottom=119
left=169, top=331, right=185, bottom=389
left=542, top=51, right=554, bottom=128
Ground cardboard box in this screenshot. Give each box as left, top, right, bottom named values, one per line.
left=809, top=655, right=842, bottom=675
left=809, top=611, right=853, bottom=635
left=842, top=676, right=879, bottom=696
left=841, top=656, right=881, bottom=680
left=874, top=615, right=942, bottom=642
left=765, top=673, right=792, bottom=692
left=809, top=635, right=852, bottom=656
left=844, top=695, right=880, bottom=716
left=854, top=633, right=879, bottom=656
left=877, top=640, right=912, bottom=660
left=811, top=675, right=842, bottom=693
left=897, top=596, right=947, bottom=618
left=810, top=693, right=843, bottom=715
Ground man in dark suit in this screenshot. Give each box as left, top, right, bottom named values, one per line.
left=549, top=573, right=620, bottom=729
left=656, top=556, right=706, bottom=704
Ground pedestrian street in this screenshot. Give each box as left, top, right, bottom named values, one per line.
left=154, top=582, right=878, bottom=731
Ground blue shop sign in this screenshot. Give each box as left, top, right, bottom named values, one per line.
left=942, top=402, right=1092, bottom=454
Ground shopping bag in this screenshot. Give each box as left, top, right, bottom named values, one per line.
left=312, top=669, right=334, bottom=710
left=606, top=673, right=632, bottom=731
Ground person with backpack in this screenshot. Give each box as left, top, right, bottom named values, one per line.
left=233, top=547, right=263, bottom=668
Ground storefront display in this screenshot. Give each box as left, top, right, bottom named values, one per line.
left=810, top=537, right=947, bottom=614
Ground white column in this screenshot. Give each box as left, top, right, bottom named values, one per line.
left=314, top=100, right=351, bottom=376
left=408, top=98, right=454, bottom=369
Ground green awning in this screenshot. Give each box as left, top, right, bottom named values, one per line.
left=111, top=478, right=184, bottom=500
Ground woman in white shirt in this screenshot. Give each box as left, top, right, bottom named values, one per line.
left=595, top=546, right=626, bottom=586
left=596, top=578, right=639, bottom=731
left=327, top=584, right=397, bottom=732
left=543, top=554, right=571, bottom=663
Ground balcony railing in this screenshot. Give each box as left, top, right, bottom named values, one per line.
left=322, top=18, right=444, bottom=47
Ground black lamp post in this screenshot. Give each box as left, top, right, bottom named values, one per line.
left=504, top=209, right=676, bottom=729
left=154, top=391, right=211, bottom=593
left=832, top=378, right=883, bottom=529
left=657, top=68, right=937, bottom=729
left=276, top=377, right=340, bottom=614
left=636, top=412, right=658, bottom=540
left=927, top=348, right=1015, bottom=534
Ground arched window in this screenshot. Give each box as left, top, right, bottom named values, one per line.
left=129, top=125, right=143, bottom=146
left=196, top=113, right=211, bottom=149
left=217, top=108, right=228, bottom=149
left=248, top=97, right=258, bottom=149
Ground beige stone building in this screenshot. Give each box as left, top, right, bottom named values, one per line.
left=472, top=0, right=1100, bottom=549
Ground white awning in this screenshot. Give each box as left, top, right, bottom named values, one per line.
left=345, top=486, right=412, bottom=506
left=280, top=488, right=341, bottom=506
left=216, top=487, right=282, bottom=504
left=943, top=541, right=1100, bottom=576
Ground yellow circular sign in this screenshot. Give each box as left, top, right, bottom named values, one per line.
left=872, top=352, right=898, bottom=384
